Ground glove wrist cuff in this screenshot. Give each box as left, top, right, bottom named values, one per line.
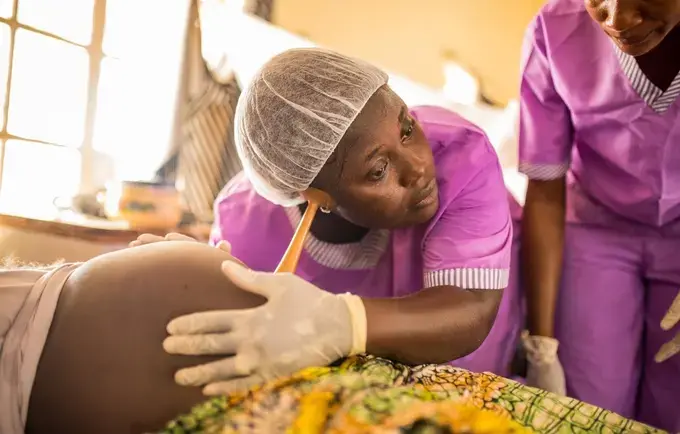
left=338, top=293, right=367, bottom=356
left=521, top=330, right=559, bottom=364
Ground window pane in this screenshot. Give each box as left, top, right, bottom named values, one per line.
left=92, top=57, right=125, bottom=153
left=7, top=29, right=89, bottom=146
left=94, top=56, right=179, bottom=180
left=0, top=0, right=13, bottom=19
left=0, top=24, right=10, bottom=130
left=103, top=0, right=188, bottom=58
left=17, top=0, right=94, bottom=45
left=0, top=140, right=81, bottom=218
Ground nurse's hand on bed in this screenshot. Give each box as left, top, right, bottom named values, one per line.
left=655, top=290, right=680, bottom=363
left=162, top=261, right=367, bottom=396
left=129, top=232, right=232, bottom=253
left=521, top=332, right=566, bottom=396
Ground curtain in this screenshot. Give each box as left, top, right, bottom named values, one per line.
left=157, top=0, right=274, bottom=223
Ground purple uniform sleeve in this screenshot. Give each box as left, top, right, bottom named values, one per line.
left=208, top=172, right=250, bottom=247
left=518, top=14, right=574, bottom=180
left=423, top=151, right=513, bottom=290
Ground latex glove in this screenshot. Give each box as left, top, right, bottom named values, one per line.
left=521, top=331, right=566, bottom=396
left=129, top=232, right=231, bottom=253
left=655, top=290, right=680, bottom=363
left=163, top=261, right=367, bottom=396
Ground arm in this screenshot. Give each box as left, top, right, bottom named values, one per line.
left=363, top=287, right=501, bottom=365
left=364, top=152, right=511, bottom=365
left=161, top=152, right=511, bottom=391
left=522, top=179, right=565, bottom=337
left=517, top=15, right=573, bottom=339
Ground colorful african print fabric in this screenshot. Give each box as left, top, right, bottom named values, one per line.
left=161, top=355, right=666, bottom=434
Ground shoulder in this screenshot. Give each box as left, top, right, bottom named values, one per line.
left=410, top=105, right=485, bottom=139
left=410, top=105, right=492, bottom=159
left=536, top=0, right=589, bottom=24
left=411, top=106, right=504, bottom=209
left=216, top=172, right=255, bottom=203
left=212, top=173, right=291, bottom=266
left=527, top=0, right=596, bottom=50
left=411, top=105, right=497, bottom=170
left=214, top=172, right=279, bottom=216
left=540, top=0, right=586, bottom=17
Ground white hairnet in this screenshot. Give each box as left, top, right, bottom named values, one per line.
left=234, top=48, right=389, bottom=206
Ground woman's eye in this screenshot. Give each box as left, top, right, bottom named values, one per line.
left=401, top=117, right=414, bottom=141
left=368, top=161, right=388, bottom=181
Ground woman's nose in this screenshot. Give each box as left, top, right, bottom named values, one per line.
left=400, top=151, right=426, bottom=187
left=604, top=0, right=643, bottom=34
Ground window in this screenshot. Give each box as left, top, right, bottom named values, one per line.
left=0, top=0, right=189, bottom=218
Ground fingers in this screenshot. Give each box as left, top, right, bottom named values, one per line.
left=129, top=234, right=164, bottom=247
left=216, top=240, right=250, bottom=267
left=174, top=354, right=256, bottom=386
left=163, top=332, right=241, bottom=355
left=202, top=375, right=264, bottom=396
left=215, top=239, right=232, bottom=253
left=221, top=261, right=274, bottom=298
left=224, top=256, right=248, bottom=268
left=655, top=332, right=680, bottom=363
left=167, top=309, right=252, bottom=335
left=661, top=291, right=680, bottom=331
left=164, top=232, right=197, bottom=242
left=130, top=234, right=241, bottom=266
left=128, top=232, right=196, bottom=248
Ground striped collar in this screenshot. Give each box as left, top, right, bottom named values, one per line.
left=283, top=207, right=390, bottom=270
left=612, top=42, right=680, bottom=113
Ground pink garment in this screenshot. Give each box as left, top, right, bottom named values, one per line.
left=518, top=0, right=680, bottom=430
left=0, top=263, right=80, bottom=434
left=212, top=105, right=517, bottom=373
left=556, top=224, right=680, bottom=431
left=518, top=0, right=680, bottom=235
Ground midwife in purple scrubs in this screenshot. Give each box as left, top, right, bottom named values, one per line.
left=132, top=48, right=522, bottom=397
left=518, top=0, right=680, bottom=430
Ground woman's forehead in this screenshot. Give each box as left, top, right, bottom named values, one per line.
left=316, top=87, right=404, bottom=181
left=344, top=89, right=403, bottom=146
left=358, top=87, right=402, bottom=123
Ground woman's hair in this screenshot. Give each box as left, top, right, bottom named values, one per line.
left=0, top=255, right=64, bottom=271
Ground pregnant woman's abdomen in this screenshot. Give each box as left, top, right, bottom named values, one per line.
left=27, top=241, right=265, bottom=434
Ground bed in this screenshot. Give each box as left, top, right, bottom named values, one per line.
left=159, top=355, right=664, bottom=434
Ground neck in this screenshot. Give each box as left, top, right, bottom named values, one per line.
left=298, top=203, right=370, bottom=244
left=634, top=26, right=680, bottom=91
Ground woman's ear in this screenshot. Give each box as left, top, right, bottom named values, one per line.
left=302, top=188, right=336, bottom=212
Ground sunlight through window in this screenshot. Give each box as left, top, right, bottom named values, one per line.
left=0, top=24, right=10, bottom=130
left=0, top=0, right=189, bottom=217
left=17, top=0, right=94, bottom=45
left=95, top=0, right=188, bottom=181
left=0, top=0, right=14, bottom=19
left=7, top=29, right=89, bottom=146
left=94, top=56, right=179, bottom=180
left=0, top=140, right=81, bottom=217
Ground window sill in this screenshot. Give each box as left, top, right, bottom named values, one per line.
left=0, top=210, right=210, bottom=244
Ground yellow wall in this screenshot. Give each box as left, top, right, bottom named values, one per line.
left=271, top=0, right=545, bottom=105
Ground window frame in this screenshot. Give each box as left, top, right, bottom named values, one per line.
left=0, top=0, right=107, bottom=202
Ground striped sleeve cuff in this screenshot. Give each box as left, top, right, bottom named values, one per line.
left=518, top=162, right=569, bottom=180
left=424, top=268, right=509, bottom=290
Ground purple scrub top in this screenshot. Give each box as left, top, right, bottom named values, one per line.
left=518, top=0, right=680, bottom=235
left=211, top=106, right=512, bottom=296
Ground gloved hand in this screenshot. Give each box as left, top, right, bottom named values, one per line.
left=521, top=331, right=566, bottom=396
left=655, top=290, right=680, bottom=363
left=163, top=261, right=367, bottom=396
left=129, top=232, right=231, bottom=253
